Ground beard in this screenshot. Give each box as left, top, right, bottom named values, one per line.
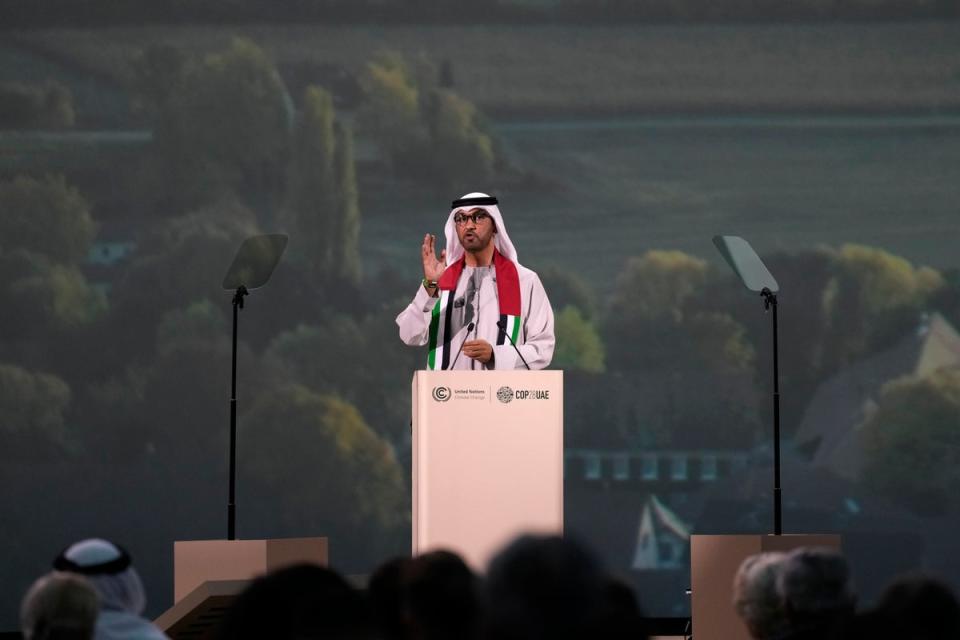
left=461, top=231, right=492, bottom=252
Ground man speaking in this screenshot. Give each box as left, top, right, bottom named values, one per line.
left=396, top=192, right=555, bottom=370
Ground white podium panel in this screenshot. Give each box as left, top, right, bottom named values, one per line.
left=412, top=370, right=563, bottom=569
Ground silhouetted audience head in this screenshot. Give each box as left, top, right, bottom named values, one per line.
left=367, top=556, right=411, bottom=640
left=597, top=576, right=648, bottom=640
left=404, top=550, right=480, bottom=640
left=483, top=534, right=645, bottom=640
left=733, top=552, right=788, bottom=640
left=869, top=574, right=960, bottom=640
left=20, top=572, right=99, bottom=640
left=483, top=535, right=604, bottom=640
left=218, top=563, right=373, bottom=640
left=54, top=538, right=166, bottom=640
left=777, top=547, right=855, bottom=640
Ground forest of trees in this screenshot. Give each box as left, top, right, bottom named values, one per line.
left=2, top=26, right=960, bottom=627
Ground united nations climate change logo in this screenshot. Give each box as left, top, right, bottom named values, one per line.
left=496, top=386, right=514, bottom=404
left=432, top=386, right=451, bottom=402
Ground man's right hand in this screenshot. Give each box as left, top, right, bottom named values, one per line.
left=421, top=234, right=446, bottom=283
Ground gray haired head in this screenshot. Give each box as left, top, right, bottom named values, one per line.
left=20, top=572, right=99, bottom=640
left=733, top=552, right=788, bottom=640
left=777, top=547, right=856, bottom=619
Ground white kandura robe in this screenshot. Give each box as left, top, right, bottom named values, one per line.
left=396, top=263, right=555, bottom=370
left=95, top=610, right=169, bottom=640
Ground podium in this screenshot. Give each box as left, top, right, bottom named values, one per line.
left=690, top=534, right=842, bottom=640
left=155, top=537, right=328, bottom=639
left=411, top=370, right=563, bottom=569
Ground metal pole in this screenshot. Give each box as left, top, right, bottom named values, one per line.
left=228, top=285, right=247, bottom=540
left=763, top=288, right=783, bottom=535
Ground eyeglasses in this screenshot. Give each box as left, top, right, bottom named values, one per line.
left=454, top=211, right=491, bottom=226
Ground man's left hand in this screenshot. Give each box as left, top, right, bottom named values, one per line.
left=463, top=339, right=493, bottom=364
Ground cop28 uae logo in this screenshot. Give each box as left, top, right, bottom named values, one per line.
left=432, top=386, right=451, bottom=402
left=496, top=386, right=514, bottom=404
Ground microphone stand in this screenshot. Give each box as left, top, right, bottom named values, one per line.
left=449, top=322, right=475, bottom=370
left=712, top=235, right=782, bottom=535
left=228, top=284, right=247, bottom=540
left=497, top=319, right=531, bottom=370
left=761, top=287, right=782, bottom=535
left=220, top=233, right=287, bottom=541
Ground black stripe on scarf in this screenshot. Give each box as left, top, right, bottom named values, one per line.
left=441, top=292, right=456, bottom=370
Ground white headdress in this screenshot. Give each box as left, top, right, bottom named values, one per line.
left=443, top=192, right=518, bottom=265
left=55, top=538, right=147, bottom=615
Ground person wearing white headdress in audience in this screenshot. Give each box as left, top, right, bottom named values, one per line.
left=397, top=192, right=555, bottom=370
left=54, top=539, right=168, bottom=640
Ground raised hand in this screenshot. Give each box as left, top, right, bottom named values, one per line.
left=421, top=233, right=446, bottom=283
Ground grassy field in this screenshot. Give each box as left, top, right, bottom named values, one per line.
left=360, top=114, right=960, bottom=292
left=12, top=21, right=960, bottom=114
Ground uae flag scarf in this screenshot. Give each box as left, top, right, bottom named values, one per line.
left=426, top=249, right=521, bottom=370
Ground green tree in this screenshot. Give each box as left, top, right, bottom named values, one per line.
left=331, top=122, right=362, bottom=285
left=0, top=363, right=71, bottom=457
left=131, top=43, right=189, bottom=118
left=156, top=299, right=227, bottom=357
left=0, top=175, right=95, bottom=265
left=357, top=51, right=500, bottom=189
left=0, top=82, right=74, bottom=129
left=861, top=367, right=960, bottom=516
left=357, top=52, right=426, bottom=170
left=239, top=386, right=407, bottom=563
left=0, top=250, right=106, bottom=342
left=106, top=196, right=260, bottom=364
left=283, top=90, right=361, bottom=286
left=597, top=250, right=760, bottom=448
left=603, top=250, right=713, bottom=371
left=821, top=244, right=944, bottom=367
left=685, top=311, right=755, bottom=375
left=39, top=82, right=75, bottom=129
left=284, top=86, right=337, bottom=273
left=603, top=250, right=754, bottom=373
left=426, top=89, right=495, bottom=190
left=265, top=314, right=420, bottom=444
left=538, top=265, right=597, bottom=319
left=552, top=306, right=605, bottom=373
left=151, top=38, right=292, bottom=205
left=608, top=250, right=708, bottom=324
left=117, top=195, right=259, bottom=309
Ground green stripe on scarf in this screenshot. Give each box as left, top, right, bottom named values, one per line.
left=427, top=293, right=445, bottom=370
left=509, top=315, right=520, bottom=344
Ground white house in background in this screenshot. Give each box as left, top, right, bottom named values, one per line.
left=632, top=494, right=690, bottom=570
left=794, top=313, right=960, bottom=481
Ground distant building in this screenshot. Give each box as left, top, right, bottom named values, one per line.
left=87, top=239, right=136, bottom=267
left=564, top=448, right=748, bottom=489
left=631, top=494, right=690, bottom=570
left=82, top=220, right=139, bottom=295
left=794, top=313, right=960, bottom=480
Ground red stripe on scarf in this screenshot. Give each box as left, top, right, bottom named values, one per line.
left=437, top=250, right=521, bottom=317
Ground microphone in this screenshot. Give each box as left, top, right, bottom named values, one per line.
left=448, top=322, right=475, bottom=370
left=497, top=319, right=531, bottom=370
